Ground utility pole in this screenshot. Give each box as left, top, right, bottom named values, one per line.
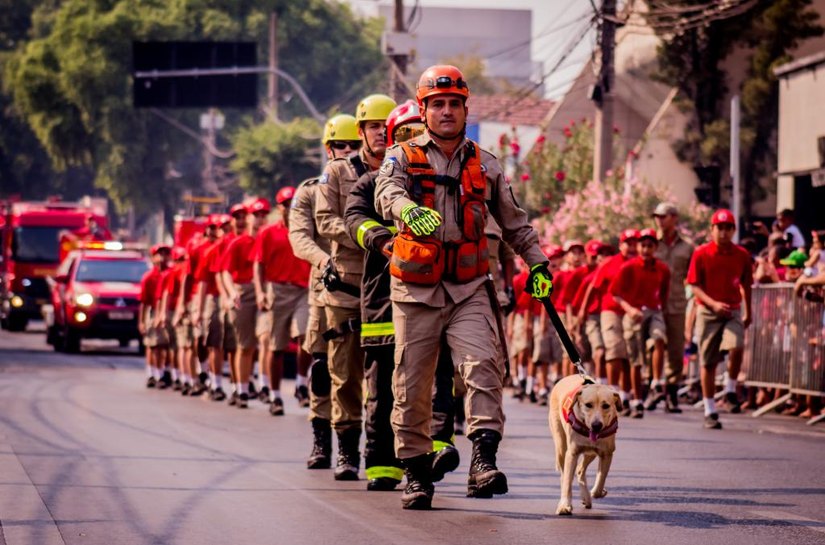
left=267, top=11, right=279, bottom=121
left=593, top=0, right=616, bottom=183
left=390, top=0, right=408, bottom=102
left=730, top=95, right=741, bottom=243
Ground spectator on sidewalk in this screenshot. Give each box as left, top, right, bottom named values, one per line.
left=776, top=209, right=806, bottom=249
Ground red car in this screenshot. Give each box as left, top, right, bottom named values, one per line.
left=47, top=244, right=149, bottom=353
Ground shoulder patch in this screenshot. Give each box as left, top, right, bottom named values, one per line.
left=378, top=157, right=398, bottom=176
left=298, top=176, right=320, bottom=188
left=319, top=173, right=329, bottom=185
left=480, top=164, right=487, bottom=173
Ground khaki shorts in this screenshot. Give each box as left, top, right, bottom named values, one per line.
left=164, top=316, right=177, bottom=350
left=601, top=310, right=627, bottom=361
left=175, top=304, right=194, bottom=348
left=533, top=317, right=563, bottom=364
left=143, top=309, right=170, bottom=348
left=622, top=309, right=666, bottom=367
left=696, top=306, right=744, bottom=368
left=203, top=295, right=223, bottom=349
left=303, top=303, right=328, bottom=355
left=585, top=314, right=605, bottom=352
left=230, top=283, right=258, bottom=350
left=509, top=312, right=529, bottom=357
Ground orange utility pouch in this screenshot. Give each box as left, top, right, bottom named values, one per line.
left=390, top=141, right=489, bottom=285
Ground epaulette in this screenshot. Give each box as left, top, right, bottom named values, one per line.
left=297, top=176, right=320, bottom=188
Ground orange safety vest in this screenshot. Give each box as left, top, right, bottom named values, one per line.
left=389, top=141, right=489, bottom=285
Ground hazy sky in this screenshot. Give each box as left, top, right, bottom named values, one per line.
left=346, top=0, right=598, bottom=99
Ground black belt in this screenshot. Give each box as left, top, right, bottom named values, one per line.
left=322, top=317, right=362, bottom=341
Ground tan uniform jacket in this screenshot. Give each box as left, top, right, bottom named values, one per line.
left=655, top=232, right=694, bottom=314
left=288, top=177, right=330, bottom=307
left=315, top=149, right=370, bottom=308
left=374, top=133, right=546, bottom=307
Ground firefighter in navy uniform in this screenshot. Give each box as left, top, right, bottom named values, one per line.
left=344, top=100, right=461, bottom=492
left=374, top=66, right=553, bottom=510
left=316, top=94, right=397, bottom=480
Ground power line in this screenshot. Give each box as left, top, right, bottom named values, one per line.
left=487, top=11, right=592, bottom=60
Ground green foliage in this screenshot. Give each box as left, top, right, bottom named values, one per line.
left=653, top=0, right=822, bottom=211
left=3, top=0, right=384, bottom=212
left=230, top=118, right=320, bottom=195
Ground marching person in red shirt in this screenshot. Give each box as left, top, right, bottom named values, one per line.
left=507, top=262, right=532, bottom=400
left=159, top=247, right=188, bottom=392
left=591, top=229, right=639, bottom=416
left=195, top=214, right=234, bottom=401
left=687, top=209, right=753, bottom=430
left=557, top=240, right=584, bottom=376
left=610, top=228, right=671, bottom=414
left=529, top=245, right=564, bottom=404
left=139, top=244, right=171, bottom=388
left=565, top=240, right=607, bottom=382
left=221, top=198, right=269, bottom=409
left=254, top=187, right=312, bottom=416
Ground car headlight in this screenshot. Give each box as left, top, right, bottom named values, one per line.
left=75, top=293, right=95, bottom=307
left=10, top=295, right=24, bottom=308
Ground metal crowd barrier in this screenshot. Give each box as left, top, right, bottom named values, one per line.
left=743, top=284, right=825, bottom=425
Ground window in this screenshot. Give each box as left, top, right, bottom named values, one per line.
left=75, top=259, right=149, bottom=283
left=11, top=227, right=66, bottom=263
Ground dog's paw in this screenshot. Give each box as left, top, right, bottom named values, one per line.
left=591, top=487, right=608, bottom=499
left=581, top=498, right=592, bottom=509
left=556, top=502, right=573, bottom=516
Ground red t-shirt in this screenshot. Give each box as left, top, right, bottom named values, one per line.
left=592, top=253, right=632, bottom=314
left=610, top=256, right=671, bottom=311
left=253, top=221, right=310, bottom=287
left=572, top=268, right=600, bottom=315
left=208, top=234, right=236, bottom=274
left=561, top=264, right=594, bottom=311
left=186, top=237, right=212, bottom=298
left=139, top=267, right=162, bottom=309
left=196, top=241, right=221, bottom=297
left=512, top=270, right=530, bottom=314
left=220, top=233, right=256, bottom=284
left=154, top=268, right=174, bottom=309
left=687, top=241, right=753, bottom=309
left=551, top=269, right=572, bottom=311
left=163, top=262, right=187, bottom=309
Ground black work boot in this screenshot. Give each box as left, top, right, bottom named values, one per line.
left=401, top=454, right=434, bottom=510
left=467, top=430, right=508, bottom=498
left=333, top=427, right=360, bottom=481
left=307, top=418, right=332, bottom=470
left=664, top=384, right=682, bottom=414
left=431, top=444, right=460, bottom=483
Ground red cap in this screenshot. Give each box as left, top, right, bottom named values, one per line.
left=247, top=197, right=271, bottom=215
left=711, top=208, right=736, bottom=226
left=543, top=244, right=565, bottom=260
left=150, top=244, right=171, bottom=256
left=172, top=246, right=187, bottom=261
left=230, top=203, right=247, bottom=217
left=619, top=229, right=641, bottom=243
left=563, top=240, right=584, bottom=253
left=276, top=186, right=296, bottom=205
left=639, top=228, right=659, bottom=241
left=584, top=239, right=603, bottom=257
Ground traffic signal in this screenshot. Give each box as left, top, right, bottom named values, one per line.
left=133, top=41, right=258, bottom=108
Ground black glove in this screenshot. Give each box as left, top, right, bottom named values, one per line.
left=321, top=260, right=343, bottom=291
left=503, top=285, right=516, bottom=315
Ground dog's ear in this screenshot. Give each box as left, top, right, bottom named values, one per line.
left=613, top=392, right=622, bottom=412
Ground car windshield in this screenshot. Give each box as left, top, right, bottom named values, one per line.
left=11, top=226, right=66, bottom=263
left=75, top=259, right=148, bottom=283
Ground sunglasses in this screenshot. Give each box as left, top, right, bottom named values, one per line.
left=328, top=140, right=362, bottom=151
left=426, top=76, right=469, bottom=90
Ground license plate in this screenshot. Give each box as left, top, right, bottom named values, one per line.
left=108, top=311, right=134, bottom=320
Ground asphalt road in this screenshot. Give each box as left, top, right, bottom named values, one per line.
left=0, top=324, right=824, bottom=545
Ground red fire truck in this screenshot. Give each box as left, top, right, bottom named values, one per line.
left=0, top=199, right=109, bottom=331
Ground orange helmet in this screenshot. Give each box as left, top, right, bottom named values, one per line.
left=415, top=65, right=470, bottom=107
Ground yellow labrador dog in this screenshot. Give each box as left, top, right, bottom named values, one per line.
left=549, top=375, right=621, bottom=515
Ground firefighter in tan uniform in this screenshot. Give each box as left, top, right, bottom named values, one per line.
left=374, top=65, right=552, bottom=510
left=316, top=94, right=397, bottom=480
left=289, top=114, right=362, bottom=470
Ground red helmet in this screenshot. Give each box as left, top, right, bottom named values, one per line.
left=386, top=100, right=425, bottom=146
left=246, top=197, right=271, bottom=215
left=276, top=186, right=296, bottom=205
left=416, top=65, right=470, bottom=107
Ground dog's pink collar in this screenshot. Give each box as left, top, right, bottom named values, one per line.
left=562, top=385, right=619, bottom=442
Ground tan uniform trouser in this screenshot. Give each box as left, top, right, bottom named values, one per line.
left=307, top=303, right=331, bottom=421
left=324, top=304, right=364, bottom=431
left=392, top=286, right=505, bottom=460
left=663, top=312, right=686, bottom=384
